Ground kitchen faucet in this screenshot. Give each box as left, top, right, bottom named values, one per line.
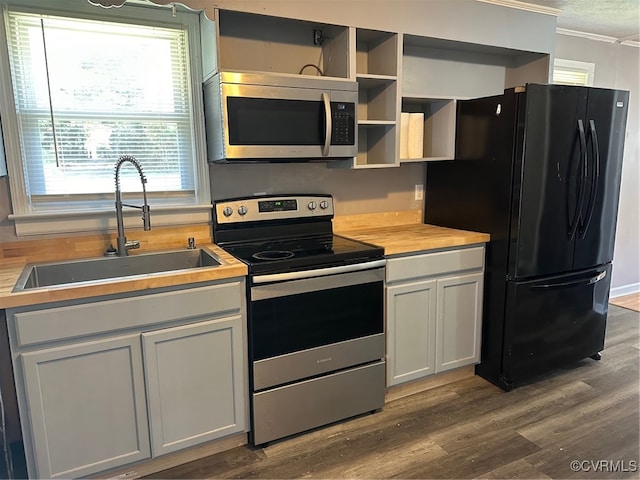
left=114, top=155, right=151, bottom=256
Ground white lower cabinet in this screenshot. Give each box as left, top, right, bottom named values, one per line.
left=21, top=334, right=150, bottom=479
left=7, top=280, right=247, bottom=479
left=386, top=246, right=485, bottom=387
left=143, top=316, right=245, bottom=457
left=387, top=279, right=437, bottom=384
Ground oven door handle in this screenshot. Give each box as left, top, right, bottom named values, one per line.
left=252, top=259, right=387, bottom=284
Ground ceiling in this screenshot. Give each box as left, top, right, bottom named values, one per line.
left=95, top=0, right=640, bottom=42
left=514, top=0, right=640, bottom=41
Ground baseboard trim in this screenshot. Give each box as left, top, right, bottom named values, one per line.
left=611, top=283, right=640, bottom=298
left=95, top=432, right=247, bottom=480
left=385, top=365, right=475, bottom=403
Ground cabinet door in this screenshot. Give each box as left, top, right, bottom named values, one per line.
left=20, top=335, right=150, bottom=479
left=142, top=315, right=246, bottom=456
left=436, top=272, right=484, bottom=373
left=386, top=280, right=437, bottom=386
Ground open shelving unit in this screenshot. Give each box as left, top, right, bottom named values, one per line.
left=215, top=10, right=350, bottom=79
left=400, top=96, right=457, bottom=162
left=352, top=28, right=400, bottom=168
left=201, top=8, right=550, bottom=169
left=400, top=34, right=549, bottom=164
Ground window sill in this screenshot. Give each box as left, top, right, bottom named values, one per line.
left=9, top=204, right=212, bottom=236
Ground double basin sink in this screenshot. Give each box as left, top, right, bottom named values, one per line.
left=13, top=248, right=222, bottom=292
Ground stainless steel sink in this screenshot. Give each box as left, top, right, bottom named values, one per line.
left=13, top=248, right=222, bottom=291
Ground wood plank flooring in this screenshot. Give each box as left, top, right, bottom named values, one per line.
left=145, top=305, right=640, bottom=479
left=610, top=292, right=640, bottom=312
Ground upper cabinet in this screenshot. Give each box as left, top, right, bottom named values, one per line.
left=197, top=5, right=551, bottom=169
left=353, top=29, right=401, bottom=169
left=400, top=35, right=549, bottom=164
left=212, top=10, right=349, bottom=80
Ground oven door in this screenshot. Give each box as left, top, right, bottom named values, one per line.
left=250, top=262, right=385, bottom=391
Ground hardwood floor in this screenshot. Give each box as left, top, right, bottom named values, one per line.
left=610, top=292, right=640, bottom=312
left=146, top=305, right=640, bottom=479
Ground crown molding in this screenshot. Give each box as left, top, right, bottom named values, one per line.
left=476, top=0, right=561, bottom=16
left=556, top=28, right=617, bottom=43
left=555, top=27, right=640, bottom=46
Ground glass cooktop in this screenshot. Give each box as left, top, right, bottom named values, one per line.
left=221, top=234, right=383, bottom=275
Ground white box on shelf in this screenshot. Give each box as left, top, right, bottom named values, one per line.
left=400, top=112, right=410, bottom=159
left=408, top=112, right=424, bottom=159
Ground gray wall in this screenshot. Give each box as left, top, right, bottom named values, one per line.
left=210, top=162, right=424, bottom=215
left=555, top=34, right=640, bottom=295
left=206, top=0, right=556, bottom=54
left=0, top=0, right=557, bottom=243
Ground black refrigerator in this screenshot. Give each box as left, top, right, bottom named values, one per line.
left=424, top=84, right=629, bottom=391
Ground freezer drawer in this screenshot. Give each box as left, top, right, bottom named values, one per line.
left=502, top=264, right=611, bottom=387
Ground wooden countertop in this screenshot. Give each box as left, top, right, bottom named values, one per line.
left=0, top=211, right=488, bottom=309
left=336, top=220, right=490, bottom=256
left=0, top=243, right=247, bottom=309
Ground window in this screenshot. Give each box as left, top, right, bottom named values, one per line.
left=0, top=1, right=210, bottom=235
left=553, top=58, right=595, bottom=86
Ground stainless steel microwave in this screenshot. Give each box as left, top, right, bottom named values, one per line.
left=203, top=71, right=358, bottom=161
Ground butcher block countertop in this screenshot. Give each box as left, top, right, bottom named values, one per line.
left=0, top=212, right=488, bottom=309
left=338, top=224, right=490, bottom=256
left=334, top=210, right=490, bottom=256
left=0, top=241, right=247, bottom=310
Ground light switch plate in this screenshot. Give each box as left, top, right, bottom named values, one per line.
left=414, top=184, right=424, bottom=201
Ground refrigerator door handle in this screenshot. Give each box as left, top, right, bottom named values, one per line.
left=569, top=119, right=588, bottom=239
left=531, top=270, right=607, bottom=289
left=579, top=120, right=601, bottom=237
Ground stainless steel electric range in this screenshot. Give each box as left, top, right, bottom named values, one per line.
left=213, top=194, right=386, bottom=446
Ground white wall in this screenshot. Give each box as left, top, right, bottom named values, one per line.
left=555, top=34, right=639, bottom=295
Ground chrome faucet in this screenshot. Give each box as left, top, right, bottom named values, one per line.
left=114, top=155, right=151, bottom=256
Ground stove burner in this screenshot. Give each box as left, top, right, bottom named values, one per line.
left=252, top=250, right=295, bottom=261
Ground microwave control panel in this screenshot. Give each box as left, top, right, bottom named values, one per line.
left=331, top=102, right=355, bottom=145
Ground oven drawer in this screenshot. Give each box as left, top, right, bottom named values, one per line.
left=253, top=333, right=384, bottom=390
left=251, top=361, right=385, bottom=445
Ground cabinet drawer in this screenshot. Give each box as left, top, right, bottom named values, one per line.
left=386, top=246, right=484, bottom=283
left=12, top=282, right=243, bottom=348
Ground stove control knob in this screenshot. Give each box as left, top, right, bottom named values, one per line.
left=238, top=205, right=248, bottom=216
left=308, top=201, right=317, bottom=210
left=222, top=206, right=233, bottom=217
left=319, top=200, right=329, bottom=209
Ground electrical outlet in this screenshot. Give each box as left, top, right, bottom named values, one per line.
left=414, top=184, right=424, bottom=201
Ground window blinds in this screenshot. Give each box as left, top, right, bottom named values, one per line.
left=553, top=68, right=591, bottom=86
left=5, top=10, right=196, bottom=203
left=553, top=59, right=595, bottom=87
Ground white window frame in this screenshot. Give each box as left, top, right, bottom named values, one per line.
left=0, top=0, right=211, bottom=236
left=553, top=58, right=595, bottom=86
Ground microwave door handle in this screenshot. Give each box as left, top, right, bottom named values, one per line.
left=322, top=92, right=331, bottom=156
